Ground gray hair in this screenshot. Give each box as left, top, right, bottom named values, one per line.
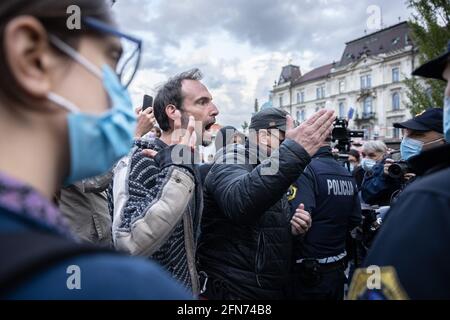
left=362, top=140, right=387, bottom=154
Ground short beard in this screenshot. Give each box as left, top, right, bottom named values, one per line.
left=180, top=111, right=190, bottom=128
left=180, top=111, right=205, bottom=146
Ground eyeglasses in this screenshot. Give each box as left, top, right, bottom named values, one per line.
left=83, top=17, right=142, bottom=88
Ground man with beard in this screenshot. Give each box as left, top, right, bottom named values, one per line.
left=110, top=69, right=218, bottom=296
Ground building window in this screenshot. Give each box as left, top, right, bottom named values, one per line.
left=392, top=67, right=400, bottom=83
left=339, top=80, right=345, bottom=93
left=360, top=74, right=372, bottom=89
left=362, top=125, right=371, bottom=140
left=393, top=127, right=400, bottom=139
left=392, top=92, right=400, bottom=110
left=296, top=91, right=305, bottom=104
left=363, top=96, right=373, bottom=115
left=316, top=85, right=325, bottom=99
left=339, top=102, right=345, bottom=118
left=296, top=108, right=306, bottom=122
left=279, top=95, right=283, bottom=107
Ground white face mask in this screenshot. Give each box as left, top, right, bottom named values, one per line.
left=361, top=158, right=376, bottom=171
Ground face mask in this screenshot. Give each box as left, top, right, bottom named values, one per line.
left=444, top=96, right=450, bottom=142
left=400, top=136, right=423, bottom=160
left=47, top=36, right=136, bottom=185
left=361, top=158, right=376, bottom=171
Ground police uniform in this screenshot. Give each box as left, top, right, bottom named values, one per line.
left=348, top=40, right=450, bottom=300
left=289, top=146, right=362, bottom=300
left=348, top=144, right=450, bottom=300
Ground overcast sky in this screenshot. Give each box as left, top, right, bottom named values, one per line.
left=112, top=0, right=412, bottom=129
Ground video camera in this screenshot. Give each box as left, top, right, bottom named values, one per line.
left=331, top=118, right=364, bottom=153
left=331, top=118, right=364, bottom=170
left=387, top=160, right=411, bottom=179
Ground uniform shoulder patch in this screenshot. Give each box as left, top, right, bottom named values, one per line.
left=287, top=185, right=297, bottom=201
left=347, top=266, right=409, bottom=300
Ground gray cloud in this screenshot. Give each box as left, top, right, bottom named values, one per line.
left=113, top=0, right=411, bottom=127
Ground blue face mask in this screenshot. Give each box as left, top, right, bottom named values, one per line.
left=444, top=96, right=450, bottom=142
left=47, top=36, right=136, bottom=185
left=361, top=158, right=376, bottom=171
left=400, top=136, right=423, bottom=160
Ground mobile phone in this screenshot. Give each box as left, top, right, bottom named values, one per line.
left=142, top=94, right=153, bottom=111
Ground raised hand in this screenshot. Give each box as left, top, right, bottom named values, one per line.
left=285, top=109, right=335, bottom=156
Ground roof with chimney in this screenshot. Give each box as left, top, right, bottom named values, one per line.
left=338, top=21, right=411, bottom=67
left=275, top=21, right=413, bottom=88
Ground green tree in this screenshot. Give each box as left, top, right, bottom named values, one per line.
left=241, top=121, right=249, bottom=133
left=405, top=0, right=450, bottom=115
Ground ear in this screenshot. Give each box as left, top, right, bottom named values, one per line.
left=4, top=16, right=55, bottom=99
left=165, top=104, right=178, bottom=121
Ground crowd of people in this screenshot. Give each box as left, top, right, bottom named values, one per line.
left=0, top=0, right=449, bottom=300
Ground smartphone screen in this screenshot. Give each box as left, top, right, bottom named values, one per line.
left=142, top=94, right=153, bottom=111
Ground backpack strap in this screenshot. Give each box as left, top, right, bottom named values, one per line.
left=0, top=231, right=115, bottom=297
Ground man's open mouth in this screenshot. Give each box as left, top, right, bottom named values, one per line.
left=205, top=120, right=216, bottom=131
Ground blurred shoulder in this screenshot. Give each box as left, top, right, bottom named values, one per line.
left=8, top=254, right=191, bottom=300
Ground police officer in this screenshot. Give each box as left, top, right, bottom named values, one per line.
left=361, top=109, right=445, bottom=206
left=348, top=41, right=450, bottom=300
left=289, top=138, right=362, bottom=300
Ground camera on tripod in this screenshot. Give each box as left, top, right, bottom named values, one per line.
left=331, top=118, right=364, bottom=153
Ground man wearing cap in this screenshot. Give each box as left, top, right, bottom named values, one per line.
left=198, top=108, right=335, bottom=299
left=361, top=108, right=445, bottom=206
left=348, top=41, right=450, bottom=300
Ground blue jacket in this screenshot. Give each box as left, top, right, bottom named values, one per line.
left=0, top=205, right=190, bottom=300
left=361, top=161, right=401, bottom=206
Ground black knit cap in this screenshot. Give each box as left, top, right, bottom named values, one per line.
left=249, top=108, right=288, bottom=132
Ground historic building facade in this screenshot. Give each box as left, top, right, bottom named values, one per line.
left=271, top=22, right=419, bottom=141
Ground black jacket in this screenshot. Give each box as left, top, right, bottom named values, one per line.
left=198, top=139, right=311, bottom=299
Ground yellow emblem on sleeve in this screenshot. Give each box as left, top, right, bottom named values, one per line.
left=287, top=185, right=297, bottom=201
left=347, top=266, right=409, bottom=300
